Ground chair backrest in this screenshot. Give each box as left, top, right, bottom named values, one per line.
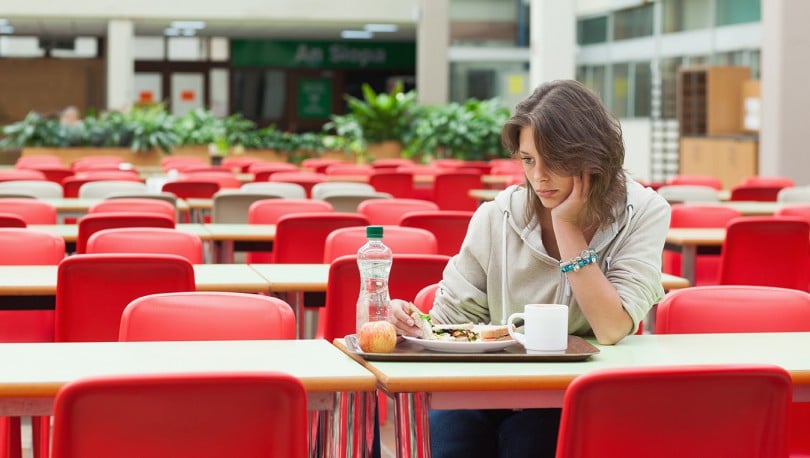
left=666, top=175, right=723, bottom=190
left=162, top=180, right=221, bottom=199
left=0, top=169, right=47, bottom=182
left=0, top=197, right=57, bottom=224
left=78, top=180, right=148, bottom=198
left=119, top=292, right=296, bottom=341
left=320, top=191, right=392, bottom=213
left=432, top=172, right=482, bottom=211
left=368, top=171, right=415, bottom=198
left=399, top=210, right=474, bottom=256
left=71, top=155, right=124, bottom=170
left=241, top=181, right=307, bottom=199
left=0, top=228, right=65, bottom=264
left=664, top=204, right=742, bottom=281
left=742, top=176, right=795, bottom=188
left=719, top=216, right=810, bottom=289
left=76, top=212, right=175, bottom=254
left=777, top=186, right=810, bottom=203
left=248, top=162, right=299, bottom=181
left=311, top=182, right=375, bottom=200
left=324, top=164, right=373, bottom=176
left=320, top=254, right=450, bottom=340
left=221, top=156, right=262, bottom=173
left=212, top=191, right=280, bottom=223
left=0, top=213, right=27, bottom=227
left=324, top=226, right=438, bottom=262
left=248, top=199, right=334, bottom=225
left=272, top=213, right=369, bottom=263
left=51, top=372, right=308, bottom=458
left=300, top=157, right=344, bottom=173
left=22, top=164, right=75, bottom=184
left=62, top=176, right=142, bottom=198
left=357, top=198, right=440, bottom=225
left=775, top=204, right=810, bottom=224
left=55, top=253, right=195, bottom=342
left=86, top=228, right=204, bottom=264
left=179, top=171, right=241, bottom=189
left=413, top=282, right=439, bottom=313
left=269, top=172, right=326, bottom=198
left=0, top=180, right=63, bottom=198
left=555, top=364, right=791, bottom=458
left=656, top=285, right=810, bottom=334
left=15, top=154, right=62, bottom=167
left=729, top=185, right=785, bottom=202
left=656, top=185, right=719, bottom=203
left=89, top=198, right=176, bottom=222
left=161, top=155, right=208, bottom=171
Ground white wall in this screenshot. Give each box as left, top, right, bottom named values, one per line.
left=620, top=118, right=651, bottom=182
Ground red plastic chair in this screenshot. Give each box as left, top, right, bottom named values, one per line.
left=221, top=156, right=263, bottom=173
left=431, top=172, right=482, bottom=211
left=119, top=292, right=296, bottom=341
left=246, top=199, right=334, bottom=263
left=655, top=285, right=810, bottom=457
left=319, top=254, right=450, bottom=341
left=178, top=172, right=241, bottom=189
left=324, top=226, right=438, bottom=262
left=555, top=364, right=792, bottom=458
left=666, top=175, right=723, bottom=190
left=663, top=204, right=741, bottom=285
left=413, top=283, right=439, bottom=313
left=55, top=253, right=195, bottom=342
left=15, top=155, right=62, bottom=168
left=50, top=372, right=308, bottom=458
left=399, top=210, right=473, bottom=256
left=0, top=198, right=57, bottom=225
left=76, top=212, right=175, bottom=254
left=16, top=164, right=74, bottom=184
left=70, top=156, right=124, bottom=171
left=718, top=216, right=810, bottom=290
left=89, top=198, right=176, bottom=222
left=269, top=172, right=327, bottom=198
left=742, top=176, right=795, bottom=188
left=86, top=228, right=204, bottom=264
left=0, top=169, right=47, bottom=183
left=368, top=171, right=415, bottom=198
left=729, top=184, right=785, bottom=202
left=300, top=157, right=345, bottom=173
left=0, top=213, right=26, bottom=228
left=273, top=213, right=368, bottom=264
left=324, top=164, right=373, bottom=176
left=161, top=155, right=208, bottom=172
left=357, top=198, right=439, bottom=225
left=250, top=162, right=299, bottom=181
left=775, top=205, right=810, bottom=223
left=371, top=158, right=414, bottom=170
left=161, top=180, right=221, bottom=199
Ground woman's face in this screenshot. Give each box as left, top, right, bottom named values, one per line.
left=518, top=125, right=574, bottom=209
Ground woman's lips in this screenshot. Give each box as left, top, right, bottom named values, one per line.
left=536, top=189, right=556, bottom=198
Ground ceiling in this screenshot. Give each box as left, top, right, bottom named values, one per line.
left=1, top=17, right=417, bottom=41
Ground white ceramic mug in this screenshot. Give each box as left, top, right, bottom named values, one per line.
left=507, top=304, right=568, bottom=353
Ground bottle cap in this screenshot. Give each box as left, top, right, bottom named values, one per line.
left=366, top=225, right=383, bottom=239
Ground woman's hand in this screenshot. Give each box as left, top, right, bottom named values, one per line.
left=551, top=172, right=590, bottom=228
left=390, top=299, right=424, bottom=337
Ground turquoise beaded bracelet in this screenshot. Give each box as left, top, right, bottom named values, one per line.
left=560, top=249, right=598, bottom=273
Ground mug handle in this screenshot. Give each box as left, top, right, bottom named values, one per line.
left=507, top=312, right=525, bottom=345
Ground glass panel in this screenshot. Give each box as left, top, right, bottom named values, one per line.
left=634, top=61, right=652, bottom=118
left=660, top=57, right=683, bottom=119
left=0, top=36, right=45, bottom=57
left=716, top=0, right=761, bottom=26
left=612, top=63, right=629, bottom=118
left=168, top=37, right=204, bottom=61
left=134, top=73, right=162, bottom=106
left=577, top=15, right=608, bottom=45
left=170, top=73, right=204, bottom=116
left=134, top=37, right=165, bottom=60
left=613, top=4, right=654, bottom=40
left=210, top=37, right=229, bottom=62
left=209, top=68, right=229, bottom=117
left=662, top=0, right=711, bottom=33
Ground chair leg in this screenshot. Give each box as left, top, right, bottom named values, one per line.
left=377, top=390, right=388, bottom=426
left=1, top=417, right=23, bottom=458
left=31, top=416, right=49, bottom=458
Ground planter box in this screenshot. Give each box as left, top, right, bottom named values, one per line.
left=366, top=141, right=403, bottom=161
left=22, top=147, right=163, bottom=167
left=233, top=149, right=290, bottom=163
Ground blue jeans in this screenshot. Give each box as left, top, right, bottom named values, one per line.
left=429, top=408, right=561, bottom=458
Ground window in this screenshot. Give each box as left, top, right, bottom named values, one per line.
left=613, top=4, right=653, bottom=40
left=716, top=0, right=761, bottom=26
left=612, top=63, right=629, bottom=118
left=662, top=0, right=711, bottom=33
left=577, top=65, right=607, bottom=102
left=577, top=15, right=607, bottom=45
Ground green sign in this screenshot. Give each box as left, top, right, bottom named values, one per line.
left=231, top=39, right=415, bottom=70
left=297, top=78, right=332, bottom=119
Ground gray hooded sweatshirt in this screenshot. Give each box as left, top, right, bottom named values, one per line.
left=430, top=179, right=671, bottom=336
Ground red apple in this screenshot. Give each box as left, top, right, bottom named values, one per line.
left=358, top=320, right=397, bottom=353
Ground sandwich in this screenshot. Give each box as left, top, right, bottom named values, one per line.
left=476, top=324, right=513, bottom=342
left=431, top=323, right=479, bottom=342
left=408, top=305, right=513, bottom=342
left=410, top=309, right=434, bottom=340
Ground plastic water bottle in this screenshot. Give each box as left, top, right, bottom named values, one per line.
left=356, top=225, right=393, bottom=333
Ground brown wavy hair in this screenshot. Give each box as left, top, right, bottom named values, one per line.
left=501, top=79, right=627, bottom=231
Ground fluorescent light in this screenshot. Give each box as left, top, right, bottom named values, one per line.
left=180, top=28, right=196, bottom=37
left=0, top=19, right=9, bottom=26
left=171, top=21, right=206, bottom=30
left=0, top=25, right=14, bottom=34
left=341, top=30, right=373, bottom=39
left=364, top=23, right=398, bottom=33
left=164, top=27, right=180, bottom=37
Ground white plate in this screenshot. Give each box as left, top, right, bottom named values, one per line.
left=402, top=336, right=517, bottom=354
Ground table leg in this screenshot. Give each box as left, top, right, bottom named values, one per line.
left=214, top=240, right=235, bottom=264
left=394, top=392, right=431, bottom=458
left=680, top=245, right=697, bottom=286
left=328, top=391, right=374, bottom=458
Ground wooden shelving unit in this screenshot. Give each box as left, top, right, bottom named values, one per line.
left=677, top=66, right=758, bottom=189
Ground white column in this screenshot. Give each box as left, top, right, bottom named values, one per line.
left=416, top=0, right=449, bottom=105
left=106, top=19, right=135, bottom=111
left=760, top=0, right=810, bottom=183
left=529, top=0, right=576, bottom=89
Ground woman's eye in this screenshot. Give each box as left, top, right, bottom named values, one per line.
left=520, top=156, right=534, bottom=165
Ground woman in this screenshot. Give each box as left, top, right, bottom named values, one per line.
left=391, top=80, right=670, bottom=457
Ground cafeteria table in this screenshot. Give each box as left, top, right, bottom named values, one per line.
left=664, top=227, right=725, bottom=285
left=0, top=339, right=377, bottom=457
left=335, top=331, right=810, bottom=458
